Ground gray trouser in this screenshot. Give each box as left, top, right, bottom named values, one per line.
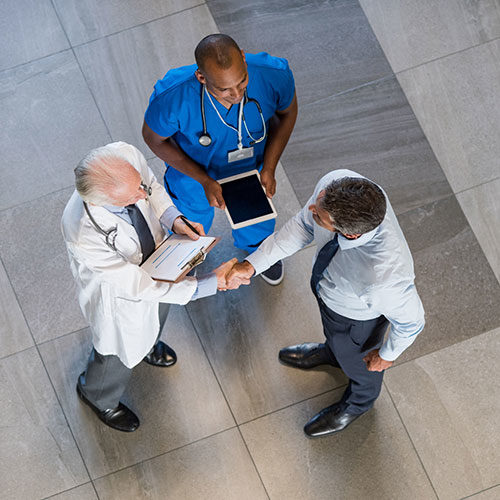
left=79, top=303, right=170, bottom=410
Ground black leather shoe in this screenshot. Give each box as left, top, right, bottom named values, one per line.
left=304, top=403, right=365, bottom=437
left=76, top=375, right=139, bottom=432
left=143, top=341, right=177, bottom=367
left=278, top=342, right=339, bottom=369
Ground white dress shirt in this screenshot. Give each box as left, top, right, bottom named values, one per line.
left=246, top=169, right=425, bottom=361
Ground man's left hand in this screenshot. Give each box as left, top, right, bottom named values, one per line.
left=172, top=216, right=205, bottom=240
left=363, top=349, right=393, bottom=372
left=260, top=168, right=276, bottom=198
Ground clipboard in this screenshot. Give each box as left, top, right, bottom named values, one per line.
left=140, top=234, right=219, bottom=283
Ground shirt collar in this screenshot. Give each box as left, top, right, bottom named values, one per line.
left=103, top=204, right=127, bottom=215
left=338, top=226, right=378, bottom=250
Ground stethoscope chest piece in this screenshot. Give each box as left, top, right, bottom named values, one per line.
left=198, top=133, right=212, bottom=147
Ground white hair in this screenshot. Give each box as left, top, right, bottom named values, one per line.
left=74, top=145, right=133, bottom=206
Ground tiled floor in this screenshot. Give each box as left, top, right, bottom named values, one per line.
left=0, top=1, right=499, bottom=499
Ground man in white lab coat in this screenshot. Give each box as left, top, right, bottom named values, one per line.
left=62, top=141, right=244, bottom=432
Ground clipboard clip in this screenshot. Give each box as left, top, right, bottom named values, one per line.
left=181, top=249, right=207, bottom=271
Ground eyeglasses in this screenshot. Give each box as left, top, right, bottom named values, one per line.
left=140, top=180, right=152, bottom=197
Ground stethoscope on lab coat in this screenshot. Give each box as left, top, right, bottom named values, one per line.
left=83, top=182, right=153, bottom=252
left=198, top=84, right=267, bottom=149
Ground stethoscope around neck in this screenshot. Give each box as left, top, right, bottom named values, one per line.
left=83, top=202, right=119, bottom=252
left=198, top=84, right=267, bottom=148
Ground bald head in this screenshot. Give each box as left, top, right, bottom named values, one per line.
left=195, top=34, right=242, bottom=73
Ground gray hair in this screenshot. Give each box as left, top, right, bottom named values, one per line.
left=321, top=177, right=387, bottom=235
left=74, top=145, right=131, bottom=206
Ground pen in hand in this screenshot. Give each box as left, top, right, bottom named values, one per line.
left=180, top=215, right=200, bottom=236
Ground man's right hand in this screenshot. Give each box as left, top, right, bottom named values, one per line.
left=213, top=258, right=250, bottom=290
left=226, top=260, right=255, bottom=289
left=202, top=178, right=225, bottom=209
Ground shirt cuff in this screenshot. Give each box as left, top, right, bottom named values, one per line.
left=160, top=206, right=183, bottom=231
left=191, top=273, right=218, bottom=300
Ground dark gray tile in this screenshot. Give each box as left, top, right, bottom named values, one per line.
left=0, top=348, right=89, bottom=499
left=53, top=0, right=202, bottom=46
left=0, top=188, right=87, bottom=344
left=94, top=428, right=267, bottom=500
left=385, top=328, right=500, bottom=499
left=0, top=51, right=111, bottom=210
left=38, top=306, right=235, bottom=479
left=0, top=0, right=69, bottom=71
left=240, top=387, right=436, bottom=499
left=207, top=0, right=392, bottom=105
left=74, top=5, right=218, bottom=161
left=282, top=75, right=452, bottom=213
left=396, top=195, right=500, bottom=364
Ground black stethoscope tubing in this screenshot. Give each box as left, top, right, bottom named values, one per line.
left=84, top=202, right=118, bottom=252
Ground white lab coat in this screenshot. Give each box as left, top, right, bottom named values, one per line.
left=61, top=142, right=197, bottom=368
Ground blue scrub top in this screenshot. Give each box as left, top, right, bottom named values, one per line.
left=144, top=52, right=295, bottom=180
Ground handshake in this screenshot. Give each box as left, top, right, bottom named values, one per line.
left=212, top=258, right=256, bottom=291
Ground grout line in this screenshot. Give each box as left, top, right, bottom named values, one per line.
left=0, top=184, right=74, bottom=214
left=0, top=47, right=71, bottom=75
left=36, top=326, right=90, bottom=347
left=454, top=175, right=500, bottom=197
left=383, top=381, right=440, bottom=500
left=396, top=35, right=500, bottom=76
left=41, top=482, right=94, bottom=500
left=460, top=483, right=500, bottom=500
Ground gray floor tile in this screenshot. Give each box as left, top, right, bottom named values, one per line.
left=466, top=485, right=500, bottom=500
left=360, top=0, right=500, bottom=72
left=53, top=0, right=203, bottom=46
left=207, top=0, right=392, bottom=105
left=48, top=483, right=98, bottom=500
left=74, top=4, right=218, bottom=161
left=38, top=306, right=235, bottom=479
left=94, top=428, right=267, bottom=500
left=397, top=39, right=500, bottom=194
left=0, top=188, right=87, bottom=344
left=187, top=164, right=347, bottom=423
left=0, top=259, right=33, bottom=358
left=281, top=75, right=452, bottom=213
left=396, top=195, right=500, bottom=364
left=240, top=386, right=436, bottom=500
left=385, top=328, right=500, bottom=500
left=0, top=348, right=89, bottom=500
left=0, top=0, right=69, bottom=71
left=456, top=178, right=500, bottom=284
left=0, top=51, right=111, bottom=211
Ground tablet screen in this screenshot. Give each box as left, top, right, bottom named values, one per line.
left=221, top=174, right=273, bottom=224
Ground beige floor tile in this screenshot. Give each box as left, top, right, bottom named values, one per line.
left=240, top=387, right=436, bottom=500
left=360, top=0, right=500, bottom=72
left=0, top=348, right=88, bottom=500
left=48, top=483, right=98, bottom=500
left=457, top=178, right=500, bottom=283
left=466, top=485, right=500, bottom=500
left=385, top=328, right=500, bottom=500
left=94, top=428, right=267, bottom=500
left=38, top=306, right=235, bottom=479
left=397, top=39, right=500, bottom=193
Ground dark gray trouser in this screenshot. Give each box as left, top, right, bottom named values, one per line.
left=78, top=303, right=170, bottom=410
left=317, top=297, right=389, bottom=415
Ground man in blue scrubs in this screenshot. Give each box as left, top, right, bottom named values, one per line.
left=143, top=34, right=297, bottom=285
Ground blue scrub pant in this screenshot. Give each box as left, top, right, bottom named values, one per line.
left=164, top=166, right=275, bottom=253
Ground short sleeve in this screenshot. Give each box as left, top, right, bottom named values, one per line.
left=273, top=60, right=295, bottom=111
left=144, top=93, right=180, bottom=139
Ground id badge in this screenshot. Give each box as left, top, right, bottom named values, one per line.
left=228, top=146, right=254, bottom=163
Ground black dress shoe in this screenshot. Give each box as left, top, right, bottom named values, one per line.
left=278, top=342, right=339, bottom=369
left=304, top=403, right=365, bottom=437
left=76, top=376, right=139, bottom=432
left=143, top=341, right=177, bottom=367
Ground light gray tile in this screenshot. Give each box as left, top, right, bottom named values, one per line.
left=187, top=164, right=347, bottom=423
left=396, top=195, right=500, bottom=364
left=74, top=4, right=218, bottom=161
left=53, top=0, right=203, bottom=46
left=38, top=306, right=235, bottom=479
left=0, top=348, right=88, bottom=500
left=48, top=483, right=98, bottom=500
left=0, top=0, right=69, bottom=71
left=397, top=39, right=500, bottom=194
left=94, top=428, right=267, bottom=500
left=282, top=75, right=452, bottom=213
left=385, top=328, right=500, bottom=500
left=360, top=0, right=500, bottom=72
left=240, top=386, right=436, bottom=500
left=207, top=0, right=392, bottom=105
left=466, top=485, right=500, bottom=500
left=0, top=259, right=33, bottom=358
left=0, top=51, right=111, bottom=210
left=0, top=188, right=87, bottom=344
left=457, top=178, right=500, bottom=283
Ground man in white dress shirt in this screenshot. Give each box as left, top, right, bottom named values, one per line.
left=228, top=170, right=425, bottom=437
